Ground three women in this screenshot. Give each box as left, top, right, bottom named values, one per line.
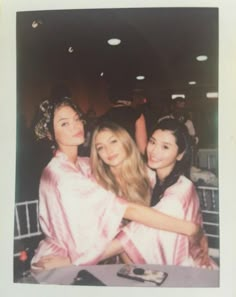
left=31, top=97, right=209, bottom=270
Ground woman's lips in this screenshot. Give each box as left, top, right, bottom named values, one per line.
left=73, top=131, right=83, bottom=138
left=148, top=157, right=162, bottom=163
left=107, top=154, right=118, bottom=161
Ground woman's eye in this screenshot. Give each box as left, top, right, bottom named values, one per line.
left=96, top=146, right=103, bottom=152
left=61, top=122, right=69, bottom=127
left=163, top=145, right=169, bottom=149
left=110, top=139, right=117, bottom=144
left=148, top=139, right=155, bottom=145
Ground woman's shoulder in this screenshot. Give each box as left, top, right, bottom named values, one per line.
left=40, top=157, right=59, bottom=185
left=157, top=176, right=198, bottom=210
left=166, top=175, right=195, bottom=197
left=41, top=155, right=92, bottom=188
left=77, top=156, right=92, bottom=177
left=41, top=152, right=75, bottom=179
left=41, top=153, right=64, bottom=174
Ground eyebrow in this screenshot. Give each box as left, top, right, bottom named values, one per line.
left=57, top=117, right=69, bottom=123
left=162, top=141, right=173, bottom=146
left=57, top=113, right=79, bottom=123
left=95, top=134, right=116, bottom=146
left=150, top=136, right=173, bottom=146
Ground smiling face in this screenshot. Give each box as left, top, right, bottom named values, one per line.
left=147, top=129, right=183, bottom=180
left=95, top=129, right=127, bottom=169
left=53, top=105, right=85, bottom=152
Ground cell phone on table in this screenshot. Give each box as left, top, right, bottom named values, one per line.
left=71, top=269, right=106, bottom=286
left=117, top=264, right=168, bottom=286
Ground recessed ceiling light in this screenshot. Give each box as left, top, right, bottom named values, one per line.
left=171, top=94, right=186, bottom=100
left=206, top=92, right=218, bottom=98
left=68, top=46, right=74, bottom=53
left=188, top=81, right=197, bottom=85
left=32, top=19, right=43, bottom=28
left=100, top=72, right=104, bottom=77
left=196, top=55, right=208, bottom=61
left=136, top=75, right=145, bottom=80
left=107, top=38, right=121, bottom=46
left=32, top=21, right=39, bottom=28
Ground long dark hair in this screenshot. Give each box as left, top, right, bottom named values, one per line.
left=150, top=118, right=192, bottom=206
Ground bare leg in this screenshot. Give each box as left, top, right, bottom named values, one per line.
left=100, top=239, right=124, bottom=261
left=120, top=252, right=134, bottom=264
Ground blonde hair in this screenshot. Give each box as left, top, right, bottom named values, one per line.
left=90, top=121, right=151, bottom=206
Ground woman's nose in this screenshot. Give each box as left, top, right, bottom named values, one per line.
left=74, top=120, right=82, bottom=129
left=151, top=145, right=160, bottom=155
left=105, top=146, right=113, bottom=155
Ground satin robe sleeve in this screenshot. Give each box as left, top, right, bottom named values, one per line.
left=31, top=155, right=127, bottom=267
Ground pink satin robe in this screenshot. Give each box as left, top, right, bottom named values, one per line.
left=31, top=151, right=127, bottom=267
left=117, top=175, right=218, bottom=269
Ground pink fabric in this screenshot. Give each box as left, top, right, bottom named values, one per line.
left=117, top=175, right=218, bottom=269
left=31, top=151, right=127, bottom=267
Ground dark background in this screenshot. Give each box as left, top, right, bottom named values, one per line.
left=16, top=7, right=218, bottom=202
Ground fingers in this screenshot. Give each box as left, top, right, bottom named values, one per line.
left=33, top=255, right=71, bottom=270
left=189, top=227, right=204, bottom=246
left=34, top=260, right=54, bottom=270
left=33, top=256, right=56, bottom=270
left=33, top=260, right=46, bottom=269
left=197, top=248, right=212, bottom=268
left=40, top=255, right=55, bottom=260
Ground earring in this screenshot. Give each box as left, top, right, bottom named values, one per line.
left=51, top=143, right=56, bottom=151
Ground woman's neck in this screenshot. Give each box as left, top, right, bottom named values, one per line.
left=110, top=166, right=122, bottom=183
left=110, top=165, right=121, bottom=176
left=110, top=167, right=125, bottom=196
left=59, top=146, right=78, bottom=164
left=156, top=167, right=173, bottom=182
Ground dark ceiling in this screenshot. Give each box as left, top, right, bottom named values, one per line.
left=17, top=7, right=218, bottom=102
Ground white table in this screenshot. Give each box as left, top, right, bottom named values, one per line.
left=18, top=264, right=219, bottom=287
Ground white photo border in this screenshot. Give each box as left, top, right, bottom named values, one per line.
left=1, top=0, right=235, bottom=296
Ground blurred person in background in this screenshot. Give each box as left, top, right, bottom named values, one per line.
left=100, top=86, right=147, bottom=154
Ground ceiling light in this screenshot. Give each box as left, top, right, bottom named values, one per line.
left=171, top=94, right=186, bottom=100
left=188, top=81, right=196, bottom=85
left=100, top=72, right=104, bottom=77
left=196, top=55, right=208, bottom=61
left=32, top=19, right=43, bottom=28
left=68, top=46, right=74, bottom=53
left=32, top=21, right=38, bottom=28
left=107, top=38, right=121, bottom=46
left=206, top=92, right=218, bottom=98
left=136, top=75, right=145, bottom=80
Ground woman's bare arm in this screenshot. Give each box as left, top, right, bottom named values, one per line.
left=124, top=202, right=199, bottom=236
left=135, top=114, right=147, bottom=154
